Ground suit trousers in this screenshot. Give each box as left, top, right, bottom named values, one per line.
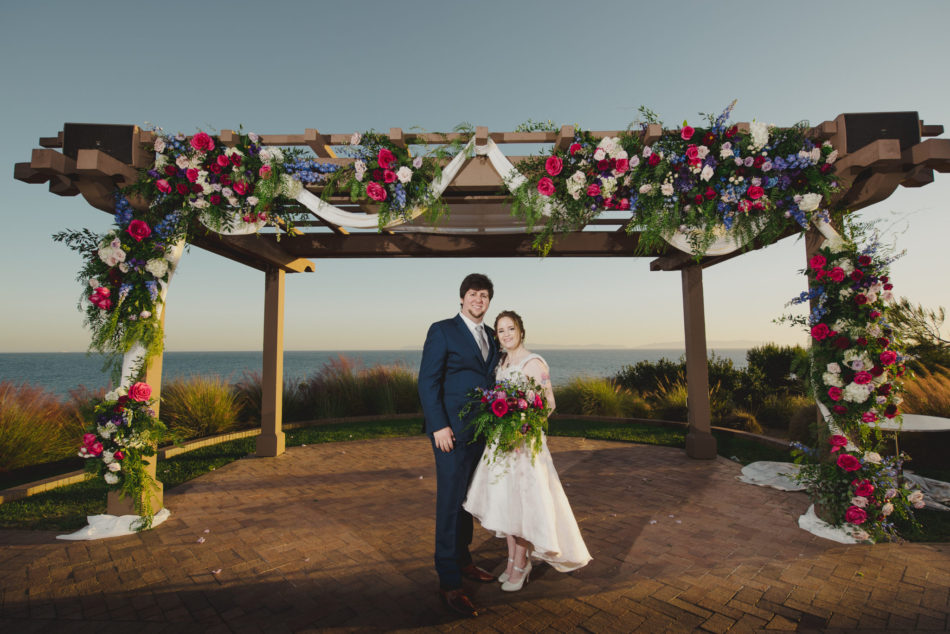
left=431, top=436, right=484, bottom=590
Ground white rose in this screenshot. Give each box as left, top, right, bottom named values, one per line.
left=154, top=138, right=166, bottom=153
left=851, top=529, right=870, bottom=542
left=221, top=187, right=233, bottom=198
left=749, top=121, right=770, bottom=151
left=146, top=258, right=169, bottom=279
left=844, top=382, right=873, bottom=403
left=593, top=148, right=606, bottom=161
left=881, top=291, right=894, bottom=303
left=642, top=146, right=652, bottom=158
left=850, top=496, right=868, bottom=508
left=908, top=490, right=924, bottom=504
left=614, top=149, right=628, bottom=161
left=190, top=198, right=208, bottom=209
left=798, top=193, right=822, bottom=212
left=248, top=132, right=260, bottom=143
left=259, top=149, right=273, bottom=162
left=826, top=149, right=838, bottom=164
left=104, top=472, right=119, bottom=484
left=175, top=155, right=189, bottom=170
left=108, top=462, right=121, bottom=472
left=881, top=502, right=894, bottom=516
left=660, top=183, right=674, bottom=196
left=247, top=196, right=259, bottom=206
left=639, top=184, right=653, bottom=194
left=154, top=153, right=167, bottom=169
left=700, top=165, right=714, bottom=182
left=826, top=362, right=841, bottom=374
left=823, top=372, right=843, bottom=387
left=863, top=451, right=882, bottom=464
left=88, top=278, right=100, bottom=289
left=396, top=166, right=413, bottom=184
left=350, top=132, right=361, bottom=145
left=810, top=147, right=822, bottom=164
left=696, top=145, right=710, bottom=160
left=140, top=310, right=151, bottom=319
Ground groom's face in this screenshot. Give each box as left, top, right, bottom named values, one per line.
left=460, top=288, right=491, bottom=323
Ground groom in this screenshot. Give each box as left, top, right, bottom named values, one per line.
left=419, top=273, right=499, bottom=617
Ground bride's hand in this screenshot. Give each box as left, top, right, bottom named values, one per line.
left=433, top=426, right=455, bottom=452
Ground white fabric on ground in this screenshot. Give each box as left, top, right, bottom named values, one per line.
left=798, top=504, right=860, bottom=544
left=56, top=508, right=171, bottom=540
left=737, top=461, right=804, bottom=491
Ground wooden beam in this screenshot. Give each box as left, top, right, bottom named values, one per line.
left=29, top=148, right=76, bottom=176
left=39, top=132, right=64, bottom=148
left=555, top=125, right=574, bottom=151
left=75, top=148, right=139, bottom=184
left=642, top=124, right=663, bottom=145
left=49, top=175, right=80, bottom=197
left=920, top=122, right=944, bottom=137
left=304, top=128, right=337, bottom=157
left=212, top=233, right=316, bottom=273
left=681, top=264, right=716, bottom=460
left=807, top=120, right=837, bottom=141
left=832, top=138, right=902, bottom=175
left=219, top=130, right=240, bottom=147
left=389, top=127, right=406, bottom=148
left=256, top=267, right=286, bottom=458
left=475, top=126, right=489, bottom=149
left=901, top=165, right=934, bottom=188
left=13, top=162, right=51, bottom=185
left=904, top=138, right=950, bottom=172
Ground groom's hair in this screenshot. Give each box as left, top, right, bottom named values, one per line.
left=459, top=273, right=494, bottom=300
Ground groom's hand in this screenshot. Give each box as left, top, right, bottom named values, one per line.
left=433, top=426, right=456, bottom=452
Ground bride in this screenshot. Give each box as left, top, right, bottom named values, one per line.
left=463, top=310, right=592, bottom=591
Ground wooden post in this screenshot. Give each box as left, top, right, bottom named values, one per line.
left=257, top=266, right=286, bottom=457
left=107, top=313, right=165, bottom=516
left=682, top=264, right=717, bottom=459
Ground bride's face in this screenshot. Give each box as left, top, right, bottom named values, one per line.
left=496, top=317, right=522, bottom=352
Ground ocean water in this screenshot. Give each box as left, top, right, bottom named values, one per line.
left=0, top=349, right=749, bottom=398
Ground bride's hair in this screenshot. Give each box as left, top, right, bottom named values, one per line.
left=494, top=310, right=525, bottom=364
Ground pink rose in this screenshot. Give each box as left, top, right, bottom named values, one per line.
left=491, top=398, right=509, bottom=417
left=83, top=433, right=98, bottom=446
left=854, top=479, right=875, bottom=497
left=828, top=386, right=843, bottom=401
left=383, top=169, right=397, bottom=184
left=587, top=183, right=601, bottom=197
left=879, top=350, right=897, bottom=366
left=537, top=177, right=555, bottom=196
left=366, top=181, right=387, bottom=201
left=127, top=220, right=152, bottom=242
left=828, top=435, right=848, bottom=452
left=377, top=148, right=395, bottom=169
left=545, top=156, right=563, bottom=176
left=828, top=267, right=845, bottom=282
left=89, top=441, right=103, bottom=456
left=185, top=168, right=199, bottom=183
left=114, top=450, right=125, bottom=460
left=614, top=158, right=629, bottom=174
left=156, top=179, right=172, bottom=194
left=862, top=411, right=878, bottom=423
left=808, top=254, right=827, bottom=270
left=844, top=506, right=868, bottom=525
left=569, top=143, right=581, bottom=155
left=533, top=394, right=544, bottom=409
left=747, top=185, right=765, bottom=200
left=129, top=382, right=152, bottom=402
left=647, top=153, right=661, bottom=167
left=517, top=398, right=529, bottom=410
left=837, top=454, right=861, bottom=472
left=810, top=323, right=830, bottom=341
left=258, top=165, right=272, bottom=179
left=233, top=181, right=248, bottom=196
left=685, top=146, right=699, bottom=162
left=853, top=371, right=873, bottom=385
left=190, top=132, right=215, bottom=152
left=680, top=126, right=695, bottom=140
left=216, top=154, right=230, bottom=167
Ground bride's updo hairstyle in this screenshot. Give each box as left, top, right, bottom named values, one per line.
left=494, top=310, right=525, bottom=364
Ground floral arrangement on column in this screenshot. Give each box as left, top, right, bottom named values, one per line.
left=510, top=103, right=841, bottom=256
left=787, top=222, right=923, bottom=541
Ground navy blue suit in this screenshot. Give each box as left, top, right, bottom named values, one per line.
left=418, top=315, right=498, bottom=590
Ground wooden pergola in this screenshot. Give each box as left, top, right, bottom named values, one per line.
left=14, top=113, right=950, bottom=514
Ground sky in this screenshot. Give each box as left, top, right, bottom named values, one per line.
left=1, top=0, right=949, bottom=353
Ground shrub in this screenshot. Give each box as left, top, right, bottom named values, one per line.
left=0, top=382, right=79, bottom=472
left=902, top=366, right=950, bottom=418
left=614, top=357, right=683, bottom=393
left=755, top=393, right=814, bottom=430
left=717, top=409, right=763, bottom=434
left=233, top=372, right=304, bottom=423
left=788, top=402, right=819, bottom=445
left=746, top=343, right=809, bottom=395
left=160, top=375, right=243, bottom=439
left=295, top=355, right=420, bottom=420
left=553, top=377, right=650, bottom=418
left=649, top=379, right=689, bottom=422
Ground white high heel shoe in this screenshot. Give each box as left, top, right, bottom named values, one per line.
left=498, top=557, right=515, bottom=583
left=500, top=560, right=532, bottom=592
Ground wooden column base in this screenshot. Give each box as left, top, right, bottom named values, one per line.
left=106, top=482, right=164, bottom=516
left=256, top=431, right=286, bottom=457
left=685, top=430, right=717, bottom=460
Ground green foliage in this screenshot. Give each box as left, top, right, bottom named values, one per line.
left=746, top=343, right=809, bottom=395
left=0, top=382, right=82, bottom=472
left=615, top=357, right=684, bottom=393
left=514, top=119, right=558, bottom=133
left=294, top=356, right=420, bottom=420
left=464, top=376, right=550, bottom=463
left=788, top=403, right=819, bottom=445
left=159, top=375, right=243, bottom=439
left=755, top=393, right=814, bottom=429
left=553, top=377, right=651, bottom=418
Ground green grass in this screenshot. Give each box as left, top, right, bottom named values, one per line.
left=1, top=416, right=945, bottom=542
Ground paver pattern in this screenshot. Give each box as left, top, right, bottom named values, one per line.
left=1, top=436, right=948, bottom=632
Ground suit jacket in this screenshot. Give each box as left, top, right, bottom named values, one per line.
left=418, top=315, right=498, bottom=441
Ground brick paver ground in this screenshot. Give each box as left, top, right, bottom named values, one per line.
left=1, top=436, right=948, bottom=632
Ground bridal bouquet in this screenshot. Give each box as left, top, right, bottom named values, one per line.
left=462, top=377, right=550, bottom=463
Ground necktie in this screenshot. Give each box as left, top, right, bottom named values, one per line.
left=476, top=325, right=489, bottom=361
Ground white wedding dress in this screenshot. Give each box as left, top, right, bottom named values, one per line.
left=463, top=353, right=592, bottom=572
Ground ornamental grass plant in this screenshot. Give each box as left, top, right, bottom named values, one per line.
left=159, top=375, right=243, bottom=439
left=295, top=356, right=420, bottom=420
left=0, top=382, right=85, bottom=472
left=901, top=366, right=950, bottom=418
left=553, top=377, right=651, bottom=418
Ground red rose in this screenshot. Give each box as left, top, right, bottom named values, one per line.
left=128, top=381, right=152, bottom=402
left=680, top=126, right=695, bottom=140
left=753, top=156, right=765, bottom=168
left=809, top=254, right=827, bottom=271
left=366, top=181, right=387, bottom=201
left=851, top=270, right=864, bottom=281
left=880, top=275, right=889, bottom=283
left=883, top=283, right=893, bottom=291
left=856, top=337, right=868, bottom=347
left=231, top=154, right=242, bottom=167
left=855, top=294, right=868, bottom=305
left=854, top=371, right=872, bottom=385
left=258, top=165, right=272, bottom=179
left=491, top=398, right=509, bottom=417
left=704, top=187, right=717, bottom=200
left=185, top=168, right=199, bottom=183
left=190, top=132, right=215, bottom=152
left=221, top=175, right=232, bottom=186
left=810, top=323, right=830, bottom=341
left=879, top=350, right=897, bottom=366
left=877, top=337, right=890, bottom=348
left=209, top=194, right=221, bottom=205
left=834, top=336, right=851, bottom=349
left=869, top=310, right=881, bottom=320
left=747, top=185, right=765, bottom=200
left=829, top=267, right=846, bottom=282
left=216, top=154, right=230, bottom=167
left=694, top=194, right=704, bottom=205
left=685, top=146, right=700, bottom=162
left=884, top=404, right=898, bottom=418
left=833, top=405, right=848, bottom=414
left=828, top=386, right=843, bottom=401
left=164, top=165, right=177, bottom=176
left=208, top=163, right=222, bottom=174
left=537, top=177, right=555, bottom=197
left=156, top=179, right=172, bottom=194
left=726, top=125, right=738, bottom=138
left=845, top=506, right=868, bottom=525
left=614, top=158, right=629, bottom=174
left=569, top=143, right=581, bottom=155
left=372, top=169, right=383, bottom=181
left=545, top=156, right=563, bottom=176
left=377, top=148, right=395, bottom=169
left=233, top=181, right=248, bottom=196
left=837, top=454, right=861, bottom=472
left=648, top=153, right=661, bottom=166
left=114, top=450, right=125, bottom=460
left=383, top=169, right=397, bottom=184
left=127, top=219, right=152, bottom=242
left=597, top=159, right=611, bottom=172
left=587, top=183, right=601, bottom=197
left=829, top=434, right=848, bottom=449
left=871, top=366, right=885, bottom=378
left=176, top=183, right=189, bottom=195
left=858, top=255, right=872, bottom=266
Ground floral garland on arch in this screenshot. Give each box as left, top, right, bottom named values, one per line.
left=785, top=221, right=923, bottom=542
left=509, top=103, right=841, bottom=256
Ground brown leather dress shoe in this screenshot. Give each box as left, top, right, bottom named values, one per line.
left=439, top=588, right=478, bottom=617
left=460, top=563, right=495, bottom=583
